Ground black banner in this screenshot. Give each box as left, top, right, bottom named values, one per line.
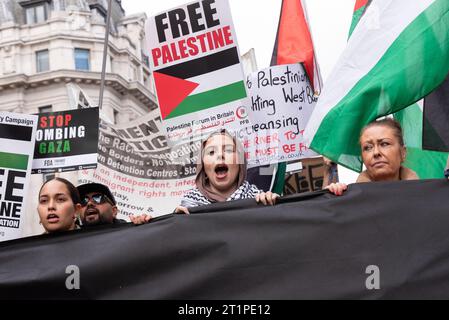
left=1, top=179, right=449, bottom=299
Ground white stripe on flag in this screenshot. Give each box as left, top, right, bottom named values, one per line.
left=187, top=64, right=245, bottom=95
left=304, top=0, right=434, bottom=144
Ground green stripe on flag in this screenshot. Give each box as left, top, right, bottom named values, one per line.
left=394, top=103, right=449, bottom=179
left=348, top=6, right=367, bottom=38
left=165, top=81, right=247, bottom=120
left=310, top=0, right=449, bottom=172
left=0, top=152, right=28, bottom=171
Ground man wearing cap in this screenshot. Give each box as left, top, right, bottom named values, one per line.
left=77, top=183, right=126, bottom=226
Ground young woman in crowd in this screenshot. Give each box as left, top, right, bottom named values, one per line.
left=38, top=178, right=82, bottom=234
left=327, top=118, right=419, bottom=195
left=131, top=129, right=279, bottom=224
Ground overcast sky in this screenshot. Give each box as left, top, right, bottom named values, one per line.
left=123, top=0, right=355, bottom=81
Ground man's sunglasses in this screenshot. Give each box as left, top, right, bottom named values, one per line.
left=81, top=194, right=112, bottom=207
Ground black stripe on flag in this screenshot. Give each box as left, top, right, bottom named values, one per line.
left=423, top=73, right=449, bottom=152
left=155, top=47, right=240, bottom=79
left=0, top=123, right=32, bottom=141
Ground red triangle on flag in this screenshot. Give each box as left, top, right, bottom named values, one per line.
left=153, top=72, right=199, bottom=119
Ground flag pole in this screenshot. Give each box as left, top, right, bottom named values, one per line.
left=98, top=0, right=113, bottom=109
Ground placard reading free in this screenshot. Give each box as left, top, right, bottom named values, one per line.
left=147, top=0, right=248, bottom=144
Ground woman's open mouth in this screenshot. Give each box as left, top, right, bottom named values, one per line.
left=47, top=213, right=60, bottom=223
left=214, top=164, right=229, bottom=179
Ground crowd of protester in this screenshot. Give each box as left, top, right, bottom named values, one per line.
left=36, top=121, right=449, bottom=235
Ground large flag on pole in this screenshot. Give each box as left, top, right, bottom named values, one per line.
left=394, top=103, right=448, bottom=178
left=422, top=74, right=449, bottom=152
left=248, top=0, right=322, bottom=193
left=304, top=0, right=449, bottom=172
left=271, top=0, right=322, bottom=93
left=347, top=0, right=371, bottom=38
left=346, top=0, right=449, bottom=178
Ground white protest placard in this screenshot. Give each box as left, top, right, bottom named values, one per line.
left=0, top=112, right=38, bottom=242
left=79, top=110, right=197, bottom=219
left=238, top=63, right=319, bottom=166
left=147, top=0, right=248, bottom=145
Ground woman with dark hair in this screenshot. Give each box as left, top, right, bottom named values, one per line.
left=176, top=129, right=278, bottom=213
left=130, top=130, right=279, bottom=223
left=327, top=118, right=419, bottom=195
left=38, top=177, right=82, bottom=234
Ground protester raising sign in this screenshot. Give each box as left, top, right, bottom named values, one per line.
left=79, top=110, right=198, bottom=219
left=0, top=112, right=37, bottom=242
left=241, top=63, right=318, bottom=166
left=32, top=108, right=99, bottom=174
left=147, top=0, right=247, bottom=144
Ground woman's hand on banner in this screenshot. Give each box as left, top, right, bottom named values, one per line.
left=175, top=206, right=190, bottom=214
left=256, top=192, right=279, bottom=206
left=325, top=183, right=348, bottom=196
left=130, top=213, right=152, bottom=225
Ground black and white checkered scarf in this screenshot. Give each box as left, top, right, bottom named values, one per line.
left=180, top=180, right=262, bottom=208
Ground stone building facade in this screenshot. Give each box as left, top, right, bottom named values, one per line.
left=0, top=0, right=157, bottom=237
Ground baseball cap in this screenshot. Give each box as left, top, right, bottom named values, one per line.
left=76, top=183, right=116, bottom=205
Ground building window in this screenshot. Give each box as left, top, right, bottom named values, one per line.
left=38, top=105, right=52, bottom=114
left=25, top=4, right=47, bottom=24
left=75, top=48, right=90, bottom=71
left=113, top=109, right=119, bottom=124
left=52, top=0, right=66, bottom=11
left=36, top=50, right=49, bottom=73
left=141, top=51, right=150, bottom=68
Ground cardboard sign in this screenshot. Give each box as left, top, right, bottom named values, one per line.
left=284, top=158, right=326, bottom=194
left=32, top=108, right=99, bottom=174
left=0, top=112, right=37, bottom=242
left=240, top=63, right=318, bottom=166
left=147, top=0, right=247, bottom=144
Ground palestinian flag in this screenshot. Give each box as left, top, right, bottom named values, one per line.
left=0, top=122, right=31, bottom=171
left=153, top=47, right=246, bottom=120
left=347, top=0, right=370, bottom=38
left=422, top=74, right=449, bottom=152
left=304, top=0, right=449, bottom=172
left=253, top=0, right=322, bottom=194
left=271, top=0, right=322, bottom=93
left=147, top=0, right=247, bottom=122
left=348, top=0, right=449, bottom=177
left=394, top=103, right=448, bottom=178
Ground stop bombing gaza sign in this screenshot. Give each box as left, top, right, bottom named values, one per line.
left=147, top=0, right=248, bottom=144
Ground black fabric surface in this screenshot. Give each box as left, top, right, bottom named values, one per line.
left=1, top=179, right=448, bottom=299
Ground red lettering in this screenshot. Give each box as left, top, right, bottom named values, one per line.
left=283, top=144, right=296, bottom=154
left=161, top=45, right=173, bottom=64
left=47, top=115, right=55, bottom=127
left=40, top=116, right=48, bottom=128
left=187, top=37, right=199, bottom=55
left=223, top=26, right=233, bottom=45
left=178, top=39, right=188, bottom=59
left=169, top=43, right=181, bottom=61
left=64, top=114, right=72, bottom=126
left=152, top=48, right=162, bottom=67
left=196, top=33, right=207, bottom=52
